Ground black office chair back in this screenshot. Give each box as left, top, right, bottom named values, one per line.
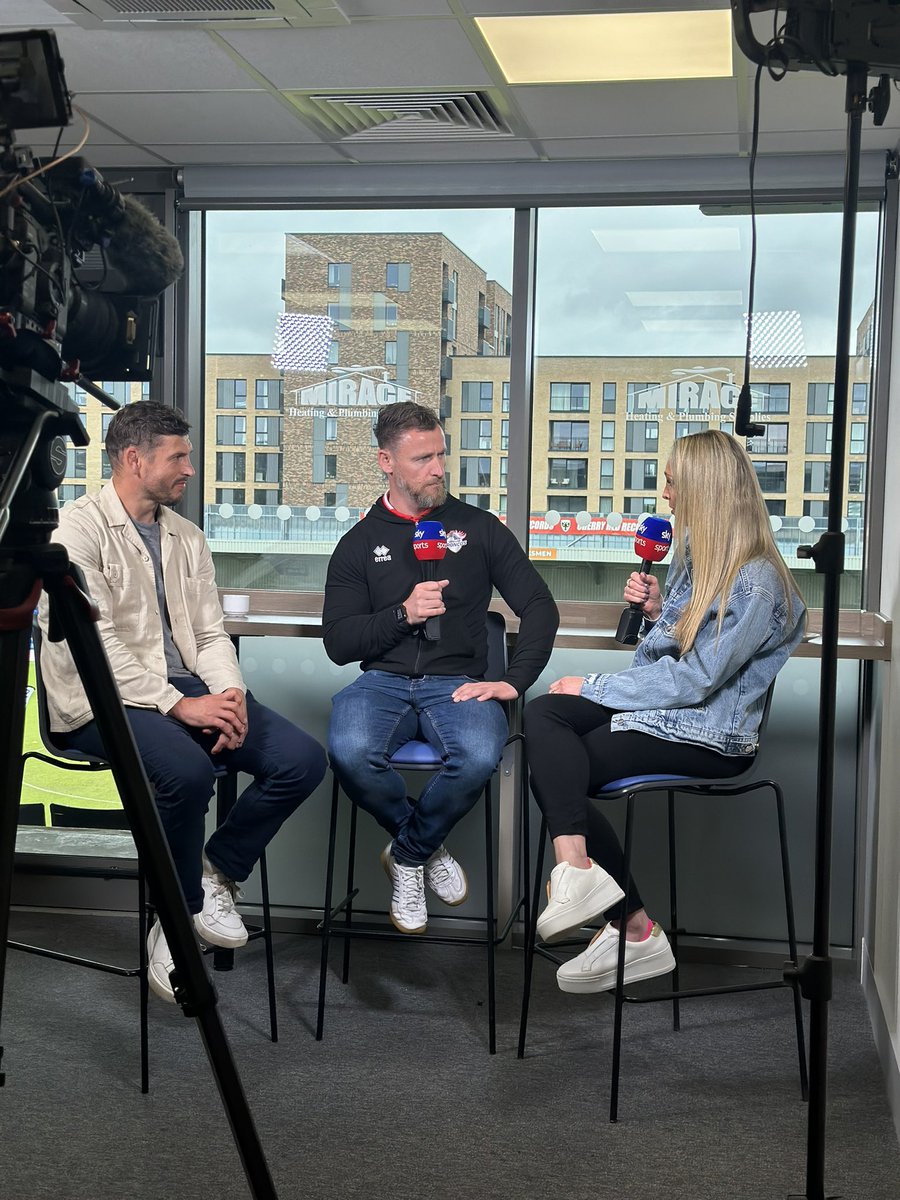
left=31, top=618, right=106, bottom=767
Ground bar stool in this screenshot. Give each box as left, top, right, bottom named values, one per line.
left=316, top=611, right=526, bottom=1054
left=518, top=684, right=808, bottom=1121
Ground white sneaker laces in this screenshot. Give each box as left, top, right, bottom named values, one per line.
left=395, top=864, right=424, bottom=914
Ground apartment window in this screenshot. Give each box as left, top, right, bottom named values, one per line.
left=754, top=461, right=787, bottom=492
left=547, top=495, right=587, bottom=512
left=849, top=461, right=866, bottom=493
left=626, top=383, right=660, bottom=413
left=324, top=454, right=337, bottom=481
left=852, top=382, right=869, bottom=415
left=625, top=421, right=658, bottom=452
left=255, top=379, right=283, bottom=410
left=847, top=500, right=865, bottom=521
left=462, top=381, right=493, bottom=412
left=751, top=383, right=790, bottom=413
left=549, top=421, right=589, bottom=452
left=624, top=458, right=657, bottom=490
left=748, top=423, right=788, bottom=455
left=464, top=494, right=492, bottom=509
left=216, top=452, right=245, bottom=483
left=327, top=262, right=349, bottom=287
left=599, top=459, right=614, bottom=489
left=385, top=340, right=397, bottom=365
left=385, top=262, right=411, bottom=291
left=602, top=383, right=616, bottom=414
left=502, top=382, right=510, bottom=412
left=807, top=383, right=834, bottom=415
left=623, top=496, right=657, bottom=515
left=328, top=339, right=340, bottom=365
left=102, top=413, right=114, bottom=440
left=550, top=382, right=590, bottom=412
left=216, top=415, right=246, bottom=446
left=462, top=419, right=492, bottom=451
left=59, top=484, right=86, bottom=503
left=101, top=451, right=112, bottom=480
left=254, top=488, right=280, bottom=505
left=601, top=421, right=616, bottom=452
left=598, top=496, right=613, bottom=514
left=217, top=379, right=247, bottom=409
left=500, top=458, right=508, bottom=488
left=804, top=461, right=830, bottom=492
left=327, top=302, right=351, bottom=331
left=804, top=500, right=828, bottom=517
left=66, top=448, right=86, bottom=479
left=674, top=421, right=709, bottom=439
left=326, top=417, right=338, bottom=441
left=216, top=488, right=245, bottom=504
left=255, top=416, right=282, bottom=447
left=548, top=458, right=588, bottom=489
left=501, top=419, right=509, bottom=451
left=459, top=457, right=492, bottom=488
left=323, top=492, right=336, bottom=506
left=850, top=422, right=867, bottom=455
left=766, top=500, right=786, bottom=516
left=805, top=423, right=832, bottom=455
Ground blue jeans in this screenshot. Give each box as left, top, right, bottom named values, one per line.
left=328, top=671, right=509, bottom=866
left=61, top=674, right=326, bottom=913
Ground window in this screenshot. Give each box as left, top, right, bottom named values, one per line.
left=255, top=454, right=281, bottom=484
left=501, top=382, right=510, bottom=412
left=766, top=500, right=786, bottom=516
left=849, top=461, right=866, bottom=493
left=324, top=454, right=337, bottom=481
left=385, top=340, right=397, bottom=365
left=751, top=383, right=790, bottom=413
left=624, top=458, right=657, bottom=490
left=626, top=383, right=660, bottom=413
left=852, top=382, right=869, bottom=415
left=625, top=421, right=658, bottom=452
left=548, top=458, right=588, bottom=489
left=601, top=421, right=616, bottom=452
left=459, top=457, right=492, bottom=488
left=216, top=488, right=245, bottom=504
left=328, top=339, right=340, bottom=365
left=501, top=419, right=509, bottom=451
left=462, top=381, right=493, bottom=412
left=216, top=452, right=245, bottom=483
left=462, top=419, right=492, bottom=450
left=327, top=262, right=349, bottom=287
left=805, top=423, right=832, bottom=455
left=464, top=493, right=492, bottom=509
left=217, top=379, right=247, bottom=409
left=254, top=488, right=280, bottom=505
left=255, top=379, right=283, bottom=410
left=325, top=417, right=338, bottom=441
left=500, top=458, right=508, bottom=488
left=804, top=461, right=830, bottom=492
left=754, top=461, right=787, bottom=492
left=807, top=383, right=834, bottom=415
left=385, top=262, right=411, bottom=291
left=850, top=422, right=867, bottom=455
left=547, top=495, right=587, bottom=512
left=101, top=451, right=112, bottom=480
left=602, top=382, right=616, bottom=413
left=66, top=448, right=86, bottom=479
left=255, top=417, right=282, bottom=447
left=327, top=302, right=351, bottom=331
left=748, top=423, right=788, bottom=456
left=549, top=421, right=589, bottom=452
left=623, top=496, right=657, bottom=514
left=58, top=484, right=86, bottom=503
left=323, top=492, right=336, bottom=506
left=804, top=500, right=828, bottom=517
left=102, top=413, right=114, bottom=440
left=674, top=421, right=708, bottom=439
left=217, top=415, right=246, bottom=445
left=599, top=459, right=614, bottom=490
left=550, top=382, right=590, bottom=412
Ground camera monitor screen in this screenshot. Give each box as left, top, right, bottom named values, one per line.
left=0, top=29, right=72, bottom=133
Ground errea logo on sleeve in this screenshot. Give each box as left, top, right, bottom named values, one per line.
left=373, top=544, right=392, bottom=562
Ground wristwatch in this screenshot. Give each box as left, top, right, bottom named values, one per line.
left=393, top=604, right=408, bottom=624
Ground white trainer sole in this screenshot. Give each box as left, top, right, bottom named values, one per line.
left=537, top=874, right=626, bottom=944
left=557, top=941, right=677, bottom=994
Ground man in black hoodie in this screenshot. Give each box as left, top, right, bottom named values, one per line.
left=324, top=402, right=559, bottom=933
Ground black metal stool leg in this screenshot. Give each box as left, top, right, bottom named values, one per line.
left=342, top=800, right=358, bottom=985
left=667, top=790, right=681, bottom=1033
left=259, top=849, right=278, bottom=1043
left=138, top=867, right=149, bottom=1094
left=316, top=774, right=341, bottom=1041
left=774, top=781, right=809, bottom=1100
left=610, top=792, right=636, bottom=1123
left=517, top=810, right=547, bottom=1058
left=484, top=778, right=496, bottom=1055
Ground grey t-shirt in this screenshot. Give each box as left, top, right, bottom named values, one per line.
left=131, top=516, right=192, bottom=678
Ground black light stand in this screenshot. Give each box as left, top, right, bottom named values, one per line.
left=0, top=383, right=280, bottom=1200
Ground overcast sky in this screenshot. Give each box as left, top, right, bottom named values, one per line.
left=206, top=205, right=879, bottom=362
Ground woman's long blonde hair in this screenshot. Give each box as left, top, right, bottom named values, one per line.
left=668, top=430, right=804, bottom=653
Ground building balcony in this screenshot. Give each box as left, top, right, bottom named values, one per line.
left=440, top=356, right=453, bottom=381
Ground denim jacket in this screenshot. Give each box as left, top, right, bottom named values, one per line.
left=581, top=555, right=806, bottom=756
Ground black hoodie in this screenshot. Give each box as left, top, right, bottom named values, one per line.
left=323, top=494, right=559, bottom=696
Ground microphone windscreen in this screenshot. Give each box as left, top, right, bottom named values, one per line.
left=413, top=520, right=447, bottom=561
left=107, top=195, right=185, bottom=295
left=633, top=515, right=672, bottom=564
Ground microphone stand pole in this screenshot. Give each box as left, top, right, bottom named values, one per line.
left=787, top=66, right=872, bottom=1200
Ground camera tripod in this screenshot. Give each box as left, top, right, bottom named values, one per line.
left=0, top=383, right=280, bottom=1200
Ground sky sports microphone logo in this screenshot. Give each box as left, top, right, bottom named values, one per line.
left=634, top=516, right=672, bottom=564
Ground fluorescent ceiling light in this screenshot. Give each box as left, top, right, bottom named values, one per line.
left=593, top=228, right=742, bottom=253
left=475, top=11, right=733, bottom=85
left=627, top=290, right=743, bottom=307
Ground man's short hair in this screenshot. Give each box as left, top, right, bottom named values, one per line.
left=373, top=401, right=440, bottom=451
left=105, top=401, right=191, bottom=467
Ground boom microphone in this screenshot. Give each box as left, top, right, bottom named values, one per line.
left=413, top=519, right=447, bottom=642
left=615, top=514, right=672, bottom=646
left=107, top=194, right=185, bottom=295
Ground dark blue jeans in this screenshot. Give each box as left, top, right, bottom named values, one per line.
left=60, top=674, right=326, bottom=913
left=328, top=671, right=509, bottom=866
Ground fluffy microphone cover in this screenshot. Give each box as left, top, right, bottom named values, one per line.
left=107, top=195, right=185, bottom=295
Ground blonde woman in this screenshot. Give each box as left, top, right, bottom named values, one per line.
left=524, top=430, right=806, bottom=994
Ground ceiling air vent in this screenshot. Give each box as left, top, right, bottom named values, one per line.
left=303, top=91, right=514, bottom=142
left=49, top=0, right=347, bottom=26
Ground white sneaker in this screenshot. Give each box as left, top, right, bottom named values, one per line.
left=147, top=919, right=177, bottom=1004
left=424, top=845, right=468, bottom=906
left=556, top=922, right=676, bottom=994
left=536, top=860, right=625, bottom=944
left=381, top=843, right=428, bottom=934
left=193, top=856, right=249, bottom=949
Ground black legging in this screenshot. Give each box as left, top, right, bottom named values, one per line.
left=524, top=693, right=747, bottom=918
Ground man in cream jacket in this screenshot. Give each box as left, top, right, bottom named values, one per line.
left=40, top=401, right=326, bottom=1002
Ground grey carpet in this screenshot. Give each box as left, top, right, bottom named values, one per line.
left=1, top=911, right=897, bottom=1200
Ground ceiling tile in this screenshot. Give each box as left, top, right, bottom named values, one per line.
left=79, top=92, right=321, bottom=144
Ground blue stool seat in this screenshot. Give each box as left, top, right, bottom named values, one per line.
left=388, top=740, right=442, bottom=768
left=596, top=773, right=693, bottom=794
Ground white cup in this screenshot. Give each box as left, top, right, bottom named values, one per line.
left=222, top=593, right=250, bottom=616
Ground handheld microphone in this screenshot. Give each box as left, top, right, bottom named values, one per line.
left=615, top=515, right=672, bottom=646
left=412, top=520, right=447, bottom=642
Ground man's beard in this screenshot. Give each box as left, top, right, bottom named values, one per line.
left=396, top=472, right=447, bottom=511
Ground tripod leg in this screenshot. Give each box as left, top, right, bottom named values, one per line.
left=43, top=566, right=279, bottom=1200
